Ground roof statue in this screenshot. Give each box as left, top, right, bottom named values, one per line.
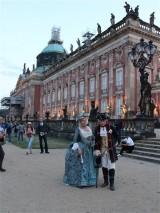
left=110, top=13, right=115, bottom=25
left=124, top=2, right=130, bottom=14
left=150, top=12, right=155, bottom=26
left=134, top=5, right=139, bottom=17
left=97, top=23, right=101, bottom=35
left=70, top=44, right=73, bottom=53
left=77, top=38, right=81, bottom=51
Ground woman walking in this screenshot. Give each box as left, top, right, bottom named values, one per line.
left=25, top=122, right=35, bottom=155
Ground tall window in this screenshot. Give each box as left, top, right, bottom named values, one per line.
left=43, top=95, right=45, bottom=105
left=52, top=92, right=55, bottom=103
left=58, top=89, right=61, bottom=101
left=80, top=81, right=84, bottom=95
left=101, top=73, right=107, bottom=89
left=64, top=87, right=67, bottom=99
left=90, top=78, right=95, bottom=93
left=116, top=68, right=123, bottom=90
left=71, top=84, right=75, bottom=97
left=116, top=97, right=122, bottom=116
left=101, top=100, right=107, bottom=113
left=79, top=102, right=83, bottom=113
left=47, top=93, right=50, bottom=104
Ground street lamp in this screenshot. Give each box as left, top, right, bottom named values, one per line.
left=128, top=38, right=157, bottom=116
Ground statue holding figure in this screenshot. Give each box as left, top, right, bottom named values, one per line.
left=97, top=23, right=101, bottom=35
left=124, top=2, right=130, bottom=14
left=150, top=12, right=155, bottom=26
left=139, top=71, right=152, bottom=116
left=110, top=13, right=115, bottom=26
left=70, top=44, right=73, bottom=53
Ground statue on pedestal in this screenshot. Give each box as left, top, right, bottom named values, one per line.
left=110, top=13, right=115, bottom=25
left=150, top=12, right=155, bottom=26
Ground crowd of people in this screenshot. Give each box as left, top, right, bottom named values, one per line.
left=1, top=113, right=135, bottom=191
left=0, top=117, right=50, bottom=172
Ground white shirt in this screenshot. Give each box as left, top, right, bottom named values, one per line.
left=100, top=127, right=107, bottom=137
left=123, top=137, right=134, bottom=146
left=80, top=127, right=92, bottom=138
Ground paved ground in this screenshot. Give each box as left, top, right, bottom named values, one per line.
left=0, top=144, right=160, bottom=213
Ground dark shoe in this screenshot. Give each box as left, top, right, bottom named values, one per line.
left=0, top=168, right=6, bottom=172
left=110, top=183, right=115, bottom=191
left=101, top=182, right=109, bottom=187
left=45, top=151, right=49, bottom=154
left=26, top=152, right=29, bottom=155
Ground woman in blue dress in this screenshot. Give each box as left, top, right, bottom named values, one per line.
left=63, top=113, right=96, bottom=188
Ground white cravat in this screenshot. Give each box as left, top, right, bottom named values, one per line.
left=100, top=127, right=107, bottom=136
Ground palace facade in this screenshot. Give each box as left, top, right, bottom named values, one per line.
left=1, top=8, right=160, bottom=120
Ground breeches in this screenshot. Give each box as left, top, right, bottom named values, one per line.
left=101, top=150, right=115, bottom=170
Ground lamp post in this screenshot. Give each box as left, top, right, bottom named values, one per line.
left=128, top=38, right=157, bottom=116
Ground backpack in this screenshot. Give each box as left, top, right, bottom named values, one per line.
left=121, top=122, right=125, bottom=129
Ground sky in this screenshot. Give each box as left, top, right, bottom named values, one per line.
left=0, top=0, right=160, bottom=104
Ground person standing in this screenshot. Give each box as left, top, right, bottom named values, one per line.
left=114, top=115, right=123, bottom=145
left=0, top=126, right=6, bottom=172
left=25, top=122, right=35, bottom=155
left=95, top=113, right=118, bottom=191
left=6, top=121, right=13, bottom=144
left=118, top=135, right=134, bottom=156
left=37, top=117, right=49, bottom=154
left=13, top=121, right=18, bottom=138
left=63, top=113, right=96, bottom=188
left=17, top=122, right=25, bottom=143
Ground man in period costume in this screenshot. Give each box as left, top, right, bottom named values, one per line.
left=95, top=113, right=118, bottom=191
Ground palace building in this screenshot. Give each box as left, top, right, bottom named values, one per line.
left=1, top=7, right=160, bottom=120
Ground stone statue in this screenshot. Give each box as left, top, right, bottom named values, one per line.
left=97, top=23, right=101, bottom=35
left=139, top=71, right=152, bottom=116
left=124, top=2, right=130, bottom=14
left=89, top=101, right=98, bottom=119
left=150, top=12, right=155, bottom=26
left=63, top=105, right=68, bottom=120
left=77, top=38, right=81, bottom=49
left=70, top=44, right=73, bottom=53
left=134, top=5, right=139, bottom=17
left=110, top=13, right=115, bottom=26
left=149, top=100, right=155, bottom=118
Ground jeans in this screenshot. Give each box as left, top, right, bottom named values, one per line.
left=18, top=132, right=24, bottom=142
left=26, top=137, right=33, bottom=150
left=7, top=133, right=12, bottom=143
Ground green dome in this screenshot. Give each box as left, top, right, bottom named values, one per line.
left=42, top=43, right=65, bottom=53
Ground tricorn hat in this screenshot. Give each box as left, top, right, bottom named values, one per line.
left=97, top=113, right=109, bottom=121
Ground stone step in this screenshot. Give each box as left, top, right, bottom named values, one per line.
left=134, top=140, right=160, bottom=145
left=132, top=150, right=160, bottom=158
left=120, top=153, right=160, bottom=164
left=134, top=146, right=160, bottom=153
left=134, top=143, right=160, bottom=149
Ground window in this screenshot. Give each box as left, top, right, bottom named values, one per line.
left=64, top=87, right=67, bottom=99
left=116, top=68, right=123, bottom=91
left=71, top=84, right=75, bottom=97
left=116, top=97, right=122, bottom=116
left=80, top=81, right=84, bottom=95
left=101, top=73, right=107, bottom=89
left=43, top=96, right=45, bottom=105
left=58, top=89, right=61, bottom=101
left=52, top=92, right=55, bottom=103
left=101, top=100, right=107, bottom=113
left=47, top=93, right=50, bottom=104
left=79, top=102, right=83, bottom=113
left=90, top=78, right=95, bottom=93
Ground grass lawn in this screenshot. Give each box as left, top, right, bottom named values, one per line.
left=7, top=134, right=71, bottom=149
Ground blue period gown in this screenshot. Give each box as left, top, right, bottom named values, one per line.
left=63, top=127, right=96, bottom=187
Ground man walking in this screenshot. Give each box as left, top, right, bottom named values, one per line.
left=37, top=117, right=49, bottom=154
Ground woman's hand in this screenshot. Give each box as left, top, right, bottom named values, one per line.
left=77, top=147, right=82, bottom=155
